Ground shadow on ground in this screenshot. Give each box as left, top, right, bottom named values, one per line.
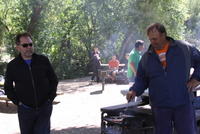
left=90, top=89, right=103, bottom=95
left=0, top=101, right=60, bottom=114
left=59, top=83, right=92, bottom=94
left=51, top=126, right=100, bottom=134
left=0, top=102, right=17, bottom=113
left=58, top=77, right=101, bottom=94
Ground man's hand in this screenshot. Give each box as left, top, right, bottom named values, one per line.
left=126, top=90, right=136, bottom=102
left=187, top=79, right=200, bottom=92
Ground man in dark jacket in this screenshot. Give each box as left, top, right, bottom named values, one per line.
left=4, top=32, right=58, bottom=134
left=127, top=23, right=200, bottom=134
left=89, top=47, right=101, bottom=82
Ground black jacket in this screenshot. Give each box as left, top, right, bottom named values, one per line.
left=4, top=53, right=58, bottom=108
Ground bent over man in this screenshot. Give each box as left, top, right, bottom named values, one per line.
left=127, top=23, right=200, bottom=134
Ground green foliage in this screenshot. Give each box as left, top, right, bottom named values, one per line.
left=0, top=0, right=199, bottom=79
left=185, top=0, right=200, bottom=46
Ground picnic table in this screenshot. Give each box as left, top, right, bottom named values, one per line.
left=0, top=96, right=10, bottom=106
left=99, top=64, right=126, bottom=91
left=100, top=63, right=125, bottom=68
left=0, top=88, right=10, bottom=106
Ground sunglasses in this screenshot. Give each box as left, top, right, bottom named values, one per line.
left=21, top=43, right=33, bottom=48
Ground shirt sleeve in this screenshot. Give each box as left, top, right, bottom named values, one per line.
left=45, top=57, right=58, bottom=102
left=129, top=57, right=149, bottom=96
left=4, top=64, right=19, bottom=105
left=190, top=46, right=200, bottom=81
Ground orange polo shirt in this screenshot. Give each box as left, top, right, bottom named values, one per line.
left=155, top=44, right=169, bottom=68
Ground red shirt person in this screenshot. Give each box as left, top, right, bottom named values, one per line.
left=108, top=55, right=120, bottom=81
left=108, top=55, right=120, bottom=70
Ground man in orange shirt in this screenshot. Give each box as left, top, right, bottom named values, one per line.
left=127, top=23, right=200, bottom=134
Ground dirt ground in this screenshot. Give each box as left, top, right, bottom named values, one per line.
left=0, top=77, right=131, bottom=134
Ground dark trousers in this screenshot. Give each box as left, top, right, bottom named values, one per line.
left=152, top=102, right=197, bottom=134
left=91, top=68, right=99, bottom=82
left=18, top=102, right=53, bottom=134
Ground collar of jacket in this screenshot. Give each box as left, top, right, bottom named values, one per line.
left=18, top=53, right=36, bottom=60
left=147, top=36, right=177, bottom=54
left=17, top=53, right=37, bottom=64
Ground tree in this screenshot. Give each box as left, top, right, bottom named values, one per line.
left=0, top=0, right=197, bottom=79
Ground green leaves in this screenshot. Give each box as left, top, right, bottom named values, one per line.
left=0, top=0, right=199, bottom=79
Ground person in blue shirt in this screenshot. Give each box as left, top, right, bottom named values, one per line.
left=127, top=23, right=200, bottom=134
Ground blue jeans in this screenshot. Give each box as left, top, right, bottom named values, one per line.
left=152, top=102, right=197, bottom=134
left=18, top=101, right=53, bottom=134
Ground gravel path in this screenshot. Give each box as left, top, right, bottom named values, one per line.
left=0, top=77, right=131, bottom=134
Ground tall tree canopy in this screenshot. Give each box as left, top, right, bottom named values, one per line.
left=0, top=0, right=199, bottom=79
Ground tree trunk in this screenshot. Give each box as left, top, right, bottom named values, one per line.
left=118, top=30, right=134, bottom=61
left=27, top=1, right=44, bottom=34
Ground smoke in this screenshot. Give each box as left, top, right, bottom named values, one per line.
left=185, top=18, right=200, bottom=49
left=102, top=33, right=119, bottom=59
left=101, top=27, right=145, bottom=63
left=85, top=0, right=149, bottom=62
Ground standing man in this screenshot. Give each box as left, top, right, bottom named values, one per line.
left=127, top=40, right=144, bottom=82
left=127, top=23, right=200, bottom=134
left=4, top=32, right=58, bottom=134
left=89, top=47, right=101, bottom=82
